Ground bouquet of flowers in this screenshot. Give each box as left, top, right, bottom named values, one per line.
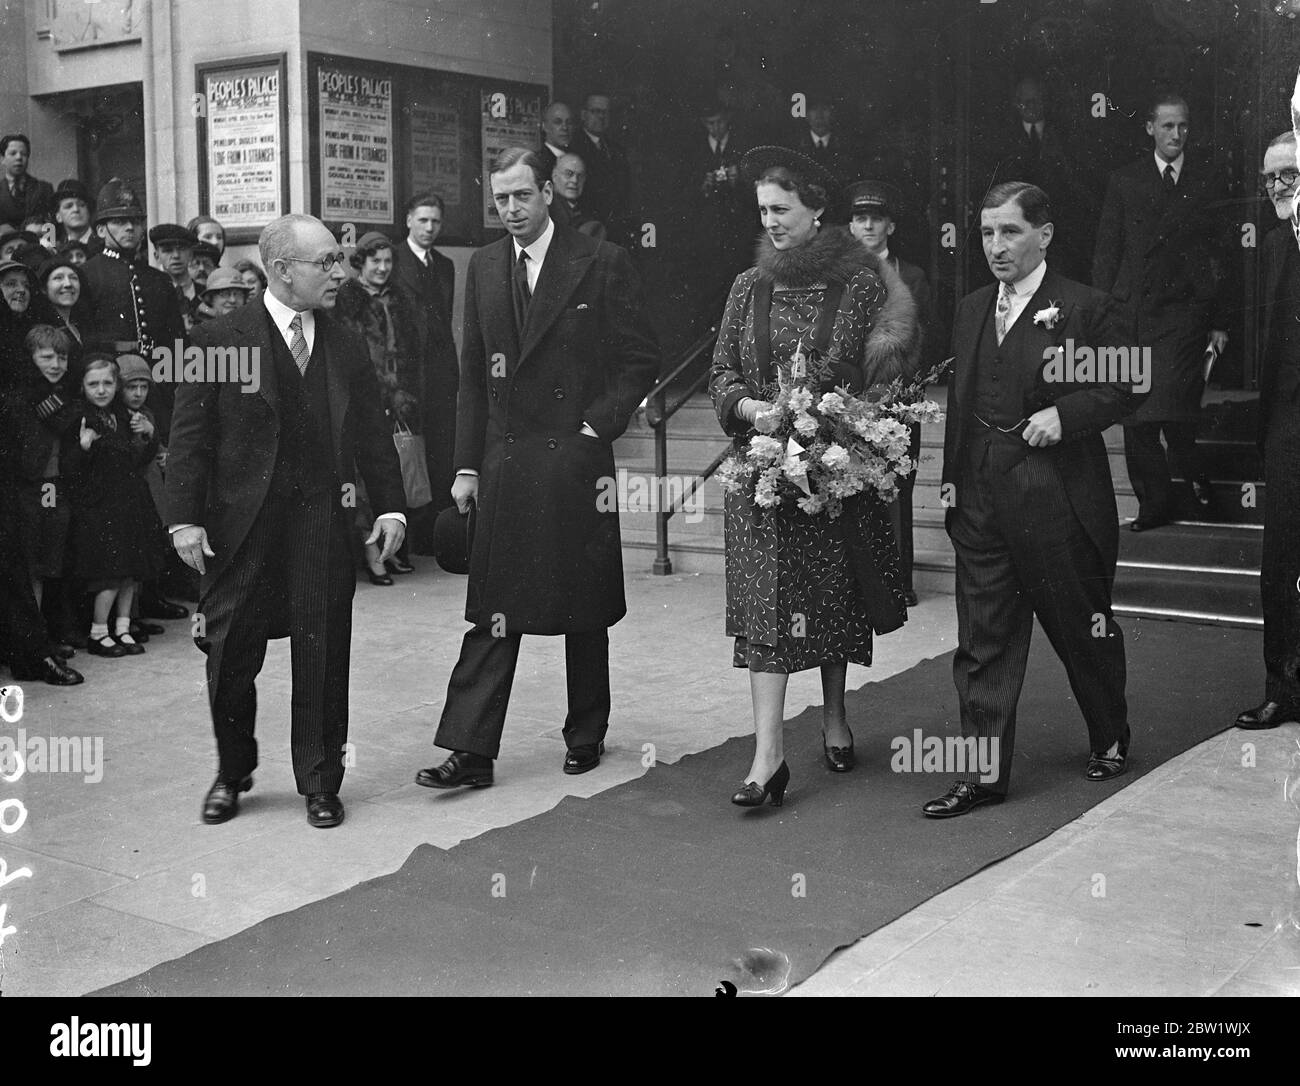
left=717, top=341, right=950, bottom=519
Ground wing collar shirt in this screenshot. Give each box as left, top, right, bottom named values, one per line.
left=1002, top=258, right=1048, bottom=333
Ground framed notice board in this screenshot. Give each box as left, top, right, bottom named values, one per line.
left=195, top=54, right=291, bottom=245
left=307, top=52, right=547, bottom=248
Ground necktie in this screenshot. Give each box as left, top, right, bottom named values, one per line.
left=512, top=249, right=531, bottom=333
left=288, top=313, right=310, bottom=376
left=1028, top=125, right=1041, bottom=153
left=1162, top=163, right=1177, bottom=194
left=995, top=282, right=1013, bottom=345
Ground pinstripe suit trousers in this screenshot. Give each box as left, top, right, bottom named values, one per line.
left=201, top=488, right=355, bottom=794
left=949, top=430, right=1129, bottom=794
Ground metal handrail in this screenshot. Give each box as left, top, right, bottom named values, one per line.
left=643, top=322, right=724, bottom=575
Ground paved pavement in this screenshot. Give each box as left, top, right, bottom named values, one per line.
left=1, top=561, right=1296, bottom=996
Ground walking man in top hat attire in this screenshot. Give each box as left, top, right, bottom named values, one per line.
left=924, top=181, right=1143, bottom=818
left=416, top=147, right=659, bottom=788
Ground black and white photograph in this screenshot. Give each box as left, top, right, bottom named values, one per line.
left=1, top=0, right=1298, bottom=1046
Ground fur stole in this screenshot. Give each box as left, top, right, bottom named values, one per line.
left=753, top=227, right=917, bottom=381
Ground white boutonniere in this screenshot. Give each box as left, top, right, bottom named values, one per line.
left=1033, top=302, right=1062, bottom=330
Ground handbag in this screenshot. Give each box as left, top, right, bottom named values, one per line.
left=392, top=421, right=433, bottom=508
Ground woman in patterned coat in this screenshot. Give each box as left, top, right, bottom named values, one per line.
left=708, top=146, right=917, bottom=807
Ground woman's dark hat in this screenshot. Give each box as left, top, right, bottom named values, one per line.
left=739, top=144, right=843, bottom=201
left=433, top=502, right=477, bottom=574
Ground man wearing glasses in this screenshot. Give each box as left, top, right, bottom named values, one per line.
left=166, top=214, right=407, bottom=829
left=1236, top=133, right=1300, bottom=731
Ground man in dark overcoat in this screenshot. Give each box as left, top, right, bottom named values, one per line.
left=392, top=192, right=459, bottom=543
left=166, top=214, right=406, bottom=829
left=1092, top=92, right=1231, bottom=531
left=417, top=147, right=659, bottom=788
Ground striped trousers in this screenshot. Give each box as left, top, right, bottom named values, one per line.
left=949, top=431, right=1129, bottom=794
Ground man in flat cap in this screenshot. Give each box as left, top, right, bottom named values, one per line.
left=53, top=179, right=101, bottom=257
left=150, top=223, right=201, bottom=332
left=847, top=179, right=931, bottom=607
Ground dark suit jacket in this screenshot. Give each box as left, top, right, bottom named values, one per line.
left=1092, top=152, right=1231, bottom=326
left=164, top=295, right=405, bottom=591
left=392, top=240, right=455, bottom=357
left=1256, top=222, right=1299, bottom=451
left=573, top=127, right=631, bottom=238
left=456, top=222, right=660, bottom=633
left=796, top=131, right=860, bottom=183
left=943, top=267, right=1143, bottom=573
left=0, top=175, right=55, bottom=229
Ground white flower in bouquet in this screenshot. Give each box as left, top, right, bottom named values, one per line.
left=820, top=443, right=850, bottom=471
left=794, top=412, right=818, bottom=437
left=817, top=391, right=847, bottom=416
left=797, top=493, right=826, bottom=514
left=754, top=467, right=780, bottom=507
left=749, top=435, right=784, bottom=463
left=788, top=386, right=813, bottom=413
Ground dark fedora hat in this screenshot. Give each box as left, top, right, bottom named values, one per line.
left=433, top=502, right=477, bottom=574
left=739, top=144, right=843, bottom=200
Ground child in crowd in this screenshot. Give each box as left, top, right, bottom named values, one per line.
left=7, top=325, right=84, bottom=672
left=117, top=354, right=170, bottom=644
left=61, top=353, right=164, bottom=658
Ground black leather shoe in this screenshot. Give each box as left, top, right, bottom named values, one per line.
left=13, top=655, right=84, bottom=685
left=1085, top=743, right=1128, bottom=781
left=731, top=761, right=790, bottom=807
left=87, top=635, right=128, bottom=658
left=112, top=634, right=145, bottom=655
left=202, top=775, right=252, bottom=824
left=822, top=729, right=856, bottom=772
left=306, top=792, right=344, bottom=828
left=1130, top=514, right=1170, bottom=533
left=366, top=568, right=393, bottom=586
left=1235, top=701, right=1299, bottom=730
left=563, top=740, right=605, bottom=775
left=903, top=588, right=919, bottom=607
left=126, top=624, right=149, bottom=643
left=51, top=643, right=76, bottom=660
left=134, top=620, right=166, bottom=636
left=923, top=781, right=1004, bottom=818
left=415, top=750, right=494, bottom=789
left=386, top=557, right=415, bottom=575
left=141, top=596, right=189, bottom=620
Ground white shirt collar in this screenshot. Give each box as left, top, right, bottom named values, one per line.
left=1155, top=150, right=1184, bottom=180
left=584, top=130, right=602, bottom=147
left=545, top=141, right=566, bottom=159
left=513, top=216, right=555, bottom=289
left=406, top=235, right=430, bottom=265
left=1023, top=120, right=1044, bottom=138
left=1004, top=258, right=1048, bottom=299
left=263, top=287, right=315, bottom=352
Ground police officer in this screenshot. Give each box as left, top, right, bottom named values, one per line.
left=846, top=179, right=931, bottom=607
left=79, top=179, right=187, bottom=439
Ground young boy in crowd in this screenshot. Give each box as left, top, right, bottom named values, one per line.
left=118, top=353, right=169, bottom=644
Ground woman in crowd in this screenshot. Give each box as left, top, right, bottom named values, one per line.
left=0, top=256, right=40, bottom=383
left=39, top=254, right=88, bottom=375
left=186, top=215, right=226, bottom=263
left=708, top=146, right=916, bottom=808
left=233, top=258, right=266, bottom=300
left=335, top=231, right=423, bottom=583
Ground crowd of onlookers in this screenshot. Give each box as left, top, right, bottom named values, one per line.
left=0, top=130, right=463, bottom=689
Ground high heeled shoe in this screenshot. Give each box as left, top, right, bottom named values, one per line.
left=822, top=728, right=856, bottom=773
left=731, top=761, right=790, bottom=807
left=366, top=567, right=393, bottom=586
